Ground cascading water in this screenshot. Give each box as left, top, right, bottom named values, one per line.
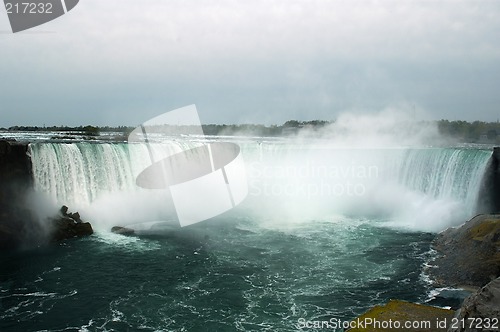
left=395, top=149, right=490, bottom=216
left=29, top=141, right=208, bottom=207
left=4, top=137, right=494, bottom=331
left=28, top=139, right=492, bottom=232
left=239, top=143, right=492, bottom=231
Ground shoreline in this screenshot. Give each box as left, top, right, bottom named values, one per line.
left=349, top=214, right=500, bottom=331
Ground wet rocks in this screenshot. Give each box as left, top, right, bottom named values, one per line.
left=350, top=214, right=500, bottom=332
left=50, top=206, right=93, bottom=242
left=428, top=214, right=500, bottom=288
left=347, top=300, right=455, bottom=332
left=0, top=202, right=94, bottom=249
left=111, top=226, right=135, bottom=236
left=448, top=277, right=500, bottom=332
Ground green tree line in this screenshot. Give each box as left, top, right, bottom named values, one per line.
left=3, top=120, right=500, bottom=142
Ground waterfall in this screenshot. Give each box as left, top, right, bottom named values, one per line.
left=236, top=143, right=492, bottom=231
left=28, top=140, right=492, bottom=232
left=395, top=149, right=490, bottom=216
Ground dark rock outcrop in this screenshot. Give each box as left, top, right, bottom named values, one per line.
left=428, top=214, right=500, bottom=288
left=50, top=206, right=93, bottom=242
left=477, top=147, right=500, bottom=214
left=0, top=140, right=32, bottom=184
left=448, top=277, right=500, bottom=332
left=51, top=218, right=93, bottom=241
left=0, top=140, right=40, bottom=249
left=111, top=226, right=135, bottom=236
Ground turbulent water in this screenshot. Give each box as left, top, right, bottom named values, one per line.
left=0, top=137, right=494, bottom=331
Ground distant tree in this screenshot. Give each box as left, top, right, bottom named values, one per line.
left=83, top=125, right=99, bottom=136
left=283, top=120, right=301, bottom=128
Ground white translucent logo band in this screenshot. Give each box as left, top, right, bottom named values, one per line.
left=128, top=105, right=248, bottom=227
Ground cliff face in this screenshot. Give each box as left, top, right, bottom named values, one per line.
left=428, top=214, right=500, bottom=288
left=0, top=140, right=44, bottom=249
left=476, top=147, right=500, bottom=214
left=429, top=214, right=500, bottom=332
left=449, top=277, right=500, bottom=332
left=0, top=140, right=32, bottom=189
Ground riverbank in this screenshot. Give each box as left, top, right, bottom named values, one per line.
left=349, top=214, right=500, bottom=331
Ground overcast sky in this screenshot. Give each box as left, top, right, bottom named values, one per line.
left=1, top=0, right=499, bottom=126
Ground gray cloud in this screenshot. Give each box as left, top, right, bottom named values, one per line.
left=1, top=0, right=500, bottom=126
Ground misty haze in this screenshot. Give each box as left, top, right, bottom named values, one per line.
left=2, top=1, right=500, bottom=331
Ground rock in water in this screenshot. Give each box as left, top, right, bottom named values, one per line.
left=428, top=214, right=500, bottom=288
left=111, top=226, right=135, bottom=236
left=69, top=212, right=82, bottom=223
left=50, top=207, right=93, bottom=242
left=51, top=220, right=93, bottom=242
left=448, top=277, right=500, bottom=332
left=60, top=205, right=69, bottom=216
